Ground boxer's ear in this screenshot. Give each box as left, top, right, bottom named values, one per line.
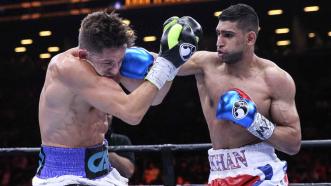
left=78, top=49, right=88, bottom=59
left=246, top=31, right=256, bottom=46
left=70, top=48, right=87, bottom=59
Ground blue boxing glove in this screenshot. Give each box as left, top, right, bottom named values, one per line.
left=120, top=47, right=154, bottom=79
left=216, top=88, right=275, bottom=140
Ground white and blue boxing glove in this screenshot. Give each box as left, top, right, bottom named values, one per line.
left=216, top=88, right=275, bottom=140
left=120, top=47, right=154, bottom=79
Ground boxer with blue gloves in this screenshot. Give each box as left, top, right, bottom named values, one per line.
left=120, top=47, right=154, bottom=79
left=33, top=10, right=203, bottom=186
left=174, top=4, right=301, bottom=185
left=216, top=88, right=275, bottom=140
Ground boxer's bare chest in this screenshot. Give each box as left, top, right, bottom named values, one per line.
left=195, top=63, right=273, bottom=148
left=197, top=63, right=272, bottom=119
left=70, top=95, right=106, bottom=125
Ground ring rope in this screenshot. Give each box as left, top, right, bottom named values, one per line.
left=0, top=139, right=330, bottom=154
left=290, top=184, right=331, bottom=186
left=172, top=184, right=331, bottom=186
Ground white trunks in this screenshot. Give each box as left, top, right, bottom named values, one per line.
left=32, top=168, right=127, bottom=186
left=208, top=142, right=288, bottom=186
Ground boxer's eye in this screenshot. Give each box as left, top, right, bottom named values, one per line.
left=101, top=60, right=115, bottom=66
left=223, top=33, right=234, bottom=38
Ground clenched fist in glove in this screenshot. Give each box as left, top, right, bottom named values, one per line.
left=145, top=16, right=202, bottom=89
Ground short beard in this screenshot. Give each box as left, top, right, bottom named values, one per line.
left=222, top=50, right=243, bottom=64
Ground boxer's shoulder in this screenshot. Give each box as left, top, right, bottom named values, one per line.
left=192, top=50, right=218, bottom=61
left=47, top=51, right=96, bottom=88
left=258, top=58, right=295, bottom=98
left=257, top=57, right=286, bottom=81
left=189, top=51, right=220, bottom=69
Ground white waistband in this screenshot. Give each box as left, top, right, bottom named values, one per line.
left=208, top=142, right=279, bottom=172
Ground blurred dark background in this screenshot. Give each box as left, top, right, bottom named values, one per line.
left=0, top=0, right=330, bottom=185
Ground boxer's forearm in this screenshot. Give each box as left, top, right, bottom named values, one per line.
left=120, top=77, right=172, bottom=106
left=152, top=81, right=172, bottom=106
left=267, top=124, right=301, bottom=155
left=123, top=82, right=158, bottom=124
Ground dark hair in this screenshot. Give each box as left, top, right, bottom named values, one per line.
left=219, top=4, right=259, bottom=34
left=78, top=9, right=136, bottom=53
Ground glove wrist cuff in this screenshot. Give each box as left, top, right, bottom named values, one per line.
left=145, top=57, right=176, bottom=89
left=247, top=113, right=275, bottom=140
left=167, top=68, right=180, bottom=81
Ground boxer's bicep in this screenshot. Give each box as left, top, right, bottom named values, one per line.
left=270, top=72, right=300, bottom=131
left=270, top=94, right=301, bottom=154
left=71, top=73, right=159, bottom=125
left=271, top=98, right=299, bottom=129
left=79, top=76, right=129, bottom=117
left=61, top=64, right=129, bottom=121
left=120, top=76, right=142, bottom=92
left=267, top=71, right=301, bottom=154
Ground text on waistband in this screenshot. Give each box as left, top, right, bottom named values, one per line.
left=209, top=150, right=248, bottom=171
